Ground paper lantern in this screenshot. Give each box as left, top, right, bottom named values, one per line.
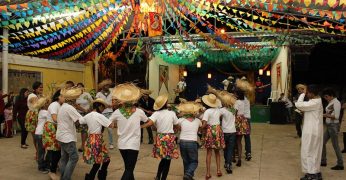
left=183, top=70, right=187, bottom=77
left=259, top=69, right=263, bottom=75
left=266, top=70, right=271, bottom=76
left=208, top=73, right=212, bottom=79
left=197, top=61, right=201, bottom=68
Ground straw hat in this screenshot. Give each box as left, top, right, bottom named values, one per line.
left=92, top=98, right=108, bottom=107
left=179, top=98, right=187, bottom=103
left=202, top=94, right=221, bottom=108
left=240, top=76, right=247, bottom=80
left=112, top=83, right=141, bottom=104
left=98, top=79, right=112, bottom=89
left=296, top=84, right=306, bottom=90
left=140, top=89, right=153, bottom=95
left=207, top=84, right=220, bottom=95
left=236, top=79, right=255, bottom=93
left=33, top=96, right=50, bottom=110
left=177, top=101, right=201, bottom=115
left=61, top=87, right=82, bottom=100
left=153, top=94, right=169, bottom=110
left=218, top=91, right=237, bottom=106
left=227, top=76, right=234, bottom=80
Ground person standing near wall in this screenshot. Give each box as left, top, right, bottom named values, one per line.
left=321, top=88, right=344, bottom=170
left=96, top=79, right=115, bottom=150
left=295, top=85, right=323, bottom=180
left=13, top=88, right=29, bottom=148
left=293, top=84, right=308, bottom=138
left=138, top=89, right=155, bottom=144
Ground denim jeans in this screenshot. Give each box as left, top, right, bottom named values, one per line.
left=223, top=133, right=236, bottom=166
left=322, top=123, right=344, bottom=166
left=104, top=112, right=114, bottom=145
left=179, top=140, right=198, bottom=177
left=34, top=135, right=48, bottom=170
left=59, top=141, right=79, bottom=180
left=245, top=119, right=251, bottom=154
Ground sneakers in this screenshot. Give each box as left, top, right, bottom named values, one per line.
left=331, top=165, right=344, bottom=170
left=39, top=169, right=49, bottom=174
left=183, top=174, right=193, bottom=180
left=109, top=144, right=114, bottom=149
left=300, top=173, right=321, bottom=180
left=245, top=153, right=252, bottom=161
left=320, top=162, right=327, bottom=167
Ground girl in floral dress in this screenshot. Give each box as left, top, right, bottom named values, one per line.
left=141, top=94, right=180, bottom=180
left=80, top=98, right=114, bottom=180
left=201, top=94, right=225, bottom=179
left=234, top=89, right=250, bottom=167
left=43, top=90, right=64, bottom=180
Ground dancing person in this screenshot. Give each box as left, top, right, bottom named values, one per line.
left=295, top=85, right=323, bottom=180
left=201, top=94, right=225, bottom=179
left=34, top=97, right=50, bottom=174
left=176, top=101, right=202, bottom=180
left=278, top=93, right=294, bottom=123
left=56, top=87, right=84, bottom=180
left=80, top=98, right=114, bottom=180
left=44, top=90, right=64, bottom=180
left=138, top=89, right=155, bottom=144
left=76, top=83, right=93, bottom=152
left=109, top=83, right=148, bottom=180
left=96, top=79, right=115, bottom=149
left=3, top=102, right=13, bottom=138
left=141, top=94, right=180, bottom=180
left=293, top=84, right=308, bottom=138
left=321, top=88, right=344, bottom=170
left=13, top=88, right=29, bottom=148
left=234, top=90, right=250, bottom=167
left=26, top=81, right=43, bottom=158
left=243, top=95, right=252, bottom=161
left=219, top=92, right=237, bottom=174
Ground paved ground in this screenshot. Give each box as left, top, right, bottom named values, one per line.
left=1, top=123, right=346, bottom=180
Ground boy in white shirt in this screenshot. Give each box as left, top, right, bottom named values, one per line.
left=56, top=88, right=84, bottom=180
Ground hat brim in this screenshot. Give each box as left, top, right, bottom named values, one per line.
left=177, top=102, right=201, bottom=115
left=153, top=95, right=168, bottom=111
left=202, top=95, right=221, bottom=108
left=112, top=84, right=141, bottom=104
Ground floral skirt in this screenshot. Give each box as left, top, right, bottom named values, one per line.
left=77, top=124, right=88, bottom=134
left=42, top=121, right=60, bottom=151
left=83, top=134, right=110, bottom=164
left=25, top=110, right=38, bottom=133
left=235, top=115, right=250, bottom=135
left=202, top=124, right=225, bottom=149
left=152, top=133, right=179, bottom=160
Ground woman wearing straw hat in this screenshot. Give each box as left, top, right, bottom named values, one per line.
left=109, top=83, right=148, bottom=180
left=80, top=98, right=115, bottom=180
left=96, top=79, right=115, bottom=150
left=56, top=87, right=84, bottom=180
left=176, top=101, right=202, bottom=180
left=25, top=81, right=43, bottom=159
left=218, top=91, right=237, bottom=174
left=43, top=90, right=64, bottom=180
left=201, top=93, right=225, bottom=179
left=33, top=96, right=51, bottom=174
left=141, top=94, right=180, bottom=180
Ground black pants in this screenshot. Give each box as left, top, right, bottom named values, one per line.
left=89, top=160, right=110, bottom=179
left=120, top=149, right=139, bottom=180
left=140, top=122, right=153, bottom=142
left=343, top=132, right=346, bottom=150
left=46, top=150, right=61, bottom=173
left=18, top=118, right=28, bottom=145
left=295, top=112, right=303, bottom=138
left=0, top=114, right=4, bottom=137
left=156, top=159, right=171, bottom=180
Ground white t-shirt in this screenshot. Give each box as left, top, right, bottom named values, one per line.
left=177, top=118, right=201, bottom=141
left=177, top=81, right=186, bottom=91
left=234, top=100, right=245, bottom=116
left=47, top=101, right=61, bottom=123
left=109, top=108, right=148, bottom=150
left=220, top=107, right=236, bottom=133
left=149, top=109, right=179, bottom=133
left=202, top=108, right=221, bottom=125
left=56, top=103, right=83, bottom=143
left=35, top=110, right=48, bottom=135
left=96, top=90, right=113, bottom=114
left=27, top=93, right=38, bottom=111
left=243, top=97, right=251, bottom=119
left=326, top=98, right=341, bottom=124
left=76, top=92, right=93, bottom=114
left=79, top=111, right=112, bottom=134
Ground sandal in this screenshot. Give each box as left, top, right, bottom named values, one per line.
left=205, top=174, right=211, bottom=180
left=217, top=171, right=223, bottom=177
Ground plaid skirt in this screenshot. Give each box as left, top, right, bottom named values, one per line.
left=42, top=121, right=60, bottom=151
left=202, top=124, right=225, bottom=149
left=235, top=115, right=250, bottom=135
left=152, top=133, right=179, bottom=160
left=25, top=110, right=38, bottom=133
left=83, top=134, right=110, bottom=164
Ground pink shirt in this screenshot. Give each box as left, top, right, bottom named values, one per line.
left=4, top=109, right=13, bottom=121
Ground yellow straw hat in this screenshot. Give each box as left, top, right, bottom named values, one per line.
left=112, top=83, right=141, bottom=104
left=177, top=101, right=201, bottom=115
left=236, top=79, right=255, bottom=93
left=153, top=94, right=169, bottom=110
left=33, top=96, right=50, bottom=110
left=179, top=98, right=187, bottom=103
left=140, top=89, right=153, bottom=95
left=202, top=94, right=221, bottom=108
left=218, top=91, right=237, bottom=107
left=92, top=98, right=108, bottom=107
left=61, top=87, right=82, bottom=100
left=98, top=79, right=112, bottom=89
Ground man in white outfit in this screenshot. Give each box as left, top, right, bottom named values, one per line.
left=295, top=85, right=323, bottom=180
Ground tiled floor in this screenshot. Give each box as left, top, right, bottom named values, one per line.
left=0, top=123, right=345, bottom=180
